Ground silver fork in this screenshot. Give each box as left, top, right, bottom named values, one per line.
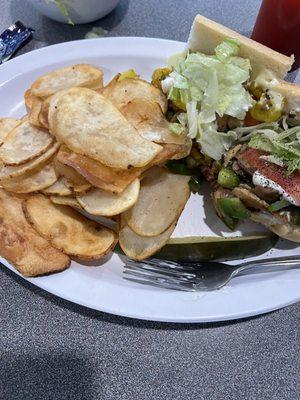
left=123, top=256, right=300, bottom=291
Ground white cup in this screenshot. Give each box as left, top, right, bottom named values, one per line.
left=27, top=0, right=120, bottom=24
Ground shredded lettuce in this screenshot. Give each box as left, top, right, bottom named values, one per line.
left=198, top=122, right=237, bottom=161
left=215, top=38, right=239, bottom=62
left=169, top=122, right=185, bottom=135
left=247, top=125, right=300, bottom=174
left=162, top=38, right=253, bottom=160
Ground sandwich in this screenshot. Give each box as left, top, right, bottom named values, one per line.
left=157, top=15, right=300, bottom=242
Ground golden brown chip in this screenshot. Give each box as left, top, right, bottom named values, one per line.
left=0, top=142, right=60, bottom=182
left=77, top=178, right=140, bottom=217
left=38, top=96, right=52, bottom=129
left=30, top=64, right=104, bottom=98
left=24, top=89, right=35, bottom=110
left=2, top=163, right=57, bottom=194
left=103, top=77, right=168, bottom=114
left=49, top=87, right=162, bottom=169
left=0, top=118, right=21, bottom=146
left=24, top=194, right=117, bottom=260
left=28, top=97, right=43, bottom=128
left=53, top=155, right=92, bottom=193
left=124, top=167, right=190, bottom=237
left=119, top=218, right=176, bottom=260
left=120, top=99, right=186, bottom=144
left=50, top=195, right=81, bottom=208
left=57, top=144, right=181, bottom=194
left=0, top=120, right=53, bottom=166
left=42, top=177, right=73, bottom=196
left=0, top=189, right=70, bottom=277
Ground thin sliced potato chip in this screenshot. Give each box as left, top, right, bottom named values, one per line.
left=77, top=178, right=140, bottom=217
left=50, top=195, right=81, bottom=208
left=49, top=197, right=118, bottom=230
left=0, top=118, right=21, bottom=146
left=38, top=96, right=52, bottom=129
left=124, top=167, right=190, bottom=237
left=49, top=87, right=162, bottom=169
left=103, top=77, right=168, bottom=114
left=24, top=89, right=35, bottom=110
left=53, top=155, right=92, bottom=193
left=0, top=120, right=53, bottom=165
left=42, top=177, right=73, bottom=196
left=28, top=97, right=43, bottom=128
left=57, top=144, right=181, bottom=194
left=119, top=219, right=176, bottom=260
left=120, top=99, right=186, bottom=144
left=0, top=142, right=60, bottom=182
left=24, top=194, right=117, bottom=260
left=30, top=64, right=104, bottom=98
left=171, top=138, right=193, bottom=160
left=2, top=163, right=57, bottom=194
left=0, top=189, right=70, bottom=277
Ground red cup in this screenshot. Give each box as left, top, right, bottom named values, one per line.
left=251, top=0, right=300, bottom=71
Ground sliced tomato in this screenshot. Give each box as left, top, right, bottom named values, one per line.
left=237, top=148, right=300, bottom=204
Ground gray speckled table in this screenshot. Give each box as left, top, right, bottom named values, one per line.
left=0, top=1, right=299, bottom=399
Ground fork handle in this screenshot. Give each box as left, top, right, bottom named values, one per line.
left=234, top=256, right=300, bottom=276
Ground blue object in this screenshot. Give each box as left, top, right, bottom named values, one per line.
left=0, top=21, right=34, bottom=64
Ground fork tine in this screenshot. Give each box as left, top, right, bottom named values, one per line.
left=125, top=260, right=197, bottom=279
left=124, top=264, right=196, bottom=283
left=123, top=256, right=196, bottom=271
left=123, top=268, right=196, bottom=289
left=123, top=272, right=196, bottom=292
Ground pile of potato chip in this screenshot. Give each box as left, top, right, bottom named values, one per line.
left=0, top=64, right=191, bottom=276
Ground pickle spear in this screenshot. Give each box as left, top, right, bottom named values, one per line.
left=153, top=233, right=278, bottom=262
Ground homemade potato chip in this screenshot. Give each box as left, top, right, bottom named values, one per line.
left=120, top=99, right=186, bottom=145
left=28, top=97, right=43, bottom=127
left=49, top=87, right=162, bottom=169
left=38, top=95, right=52, bottom=129
left=2, top=163, right=57, bottom=194
left=30, top=64, right=104, bottom=98
left=57, top=144, right=180, bottom=194
left=0, top=189, right=70, bottom=276
left=0, top=120, right=53, bottom=166
left=0, top=118, right=21, bottom=146
left=103, top=77, right=168, bottom=114
left=42, top=177, right=73, bottom=196
left=53, top=155, right=92, bottom=193
left=0, top=142, right=60, bottom=182
left=119, top=218, right=177, bottom=260
left=24, top=194, right=117, bottom=260
left=24, top=89, right=35, bottom=110
left=50, top=195, right=81, bottom=208
left=49, top=88, right=162, bottom=169
left=124, top=167, right=190, bottom=236
left=77, top=178, right=140, bottom=216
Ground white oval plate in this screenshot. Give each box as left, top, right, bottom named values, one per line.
left=0, top=37, right=299, bottom=323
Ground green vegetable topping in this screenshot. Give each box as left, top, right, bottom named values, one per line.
left=217, top=167, right=240, bottom=189
left=169, top=122, right=185, bottom=135
left=246, top=124, right=300, bottom=174
left=165, top=160, right=193, bottom=176
left=152, top=67, right=172, bottom=89
left=189, top=176, right=202, bottom=194
left=165, top=159, right=202, bottom=193
left=162, top=38, right=254, bottom=160
left=268, top=198, right=290, bottom=212
left=118, top=69, right=139, bottom=81
left=218, top=198, right=251, bottom=220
